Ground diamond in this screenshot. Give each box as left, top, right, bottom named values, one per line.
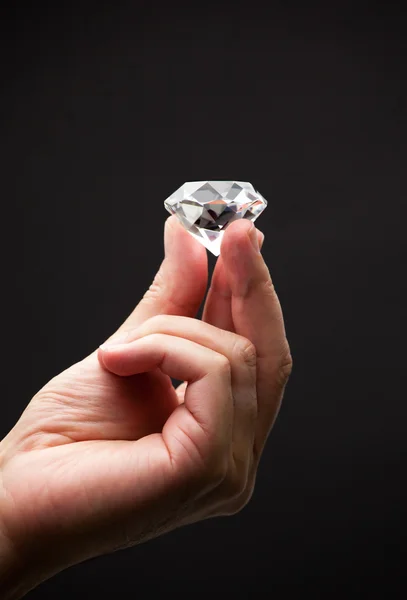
left=164, top=181, right=267, bottom=256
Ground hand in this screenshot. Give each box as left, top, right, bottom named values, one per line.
left=0, top=216, right=292, bottom=598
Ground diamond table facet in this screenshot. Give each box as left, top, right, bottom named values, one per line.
left=164, top=181, right=267, bottom=256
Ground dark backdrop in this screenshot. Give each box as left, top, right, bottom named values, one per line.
left=1, top=0, right=406, bottom=597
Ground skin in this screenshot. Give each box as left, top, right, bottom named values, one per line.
left=0, top=215, right=293, bottom=598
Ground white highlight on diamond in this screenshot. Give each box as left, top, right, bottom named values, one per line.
left=164, top=181, right=267, bottom=256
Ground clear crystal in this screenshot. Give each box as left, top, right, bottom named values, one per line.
left=164, top=181, right=267, bottom=256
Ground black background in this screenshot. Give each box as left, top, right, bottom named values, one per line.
left=1, top=0, right=406, bottom=596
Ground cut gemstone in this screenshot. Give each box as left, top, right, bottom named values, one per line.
left=164, top=181, right=267, bottom=256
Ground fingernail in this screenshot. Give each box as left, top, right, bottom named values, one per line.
left=248, top=225, right=260, bottom=253
left=258, top=230, right=265, bottom=250
left=164, top=218, right=172, bottom=257
left=164, top=215, right=179, bottom=257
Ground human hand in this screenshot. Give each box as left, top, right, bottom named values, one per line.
left=0, top=215, right=292, bottom=598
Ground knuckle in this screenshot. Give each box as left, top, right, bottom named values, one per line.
left=143, top=268, right=165, bottom=302
left=261, top=277, right=276, bottom=296
left=278, top=344, right=293, bottom=384
left=279, top=358, right=293, bottom=382
left=147, top=332, right=164, bottom=344
left=213, top=353, right=231, bottom=374
left=236, top=338, right=257, bottom=369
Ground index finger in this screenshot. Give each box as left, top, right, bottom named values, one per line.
left=219, top=220, right=293, bottom=455
left=202, top=227, right=264, bottom=332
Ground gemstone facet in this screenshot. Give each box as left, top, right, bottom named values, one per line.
left=164, top=181, right=267, bottom=256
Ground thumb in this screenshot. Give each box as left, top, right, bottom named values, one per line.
left=110, top=215, right=208, bottom=338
